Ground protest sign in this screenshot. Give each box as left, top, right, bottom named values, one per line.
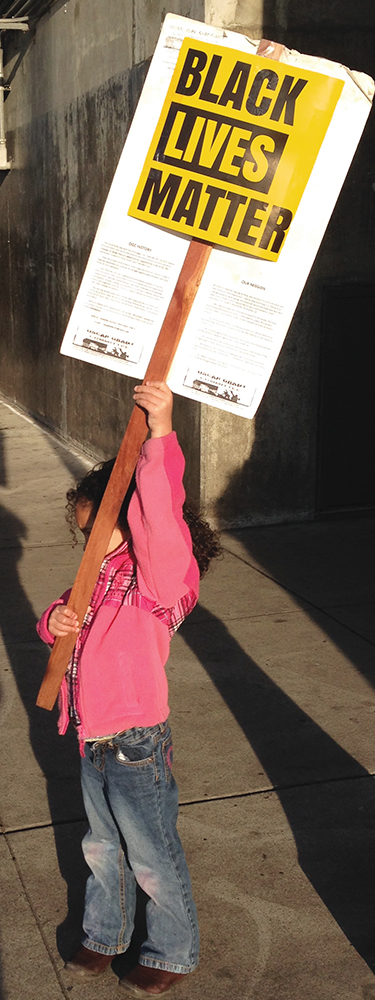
left=60, top=14, right=374, bottom=418
left=129, top=39, right=343, bottom=260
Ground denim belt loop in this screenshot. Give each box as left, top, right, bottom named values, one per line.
left=92, top=741, right=106, bottom=771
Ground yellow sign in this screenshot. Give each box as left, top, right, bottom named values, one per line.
left=128, top=39, right=344, bottom=261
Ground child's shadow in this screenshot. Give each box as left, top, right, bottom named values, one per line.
left=0, top=501, right=90, bottom=956
left=181, top=606, right=375, bottom=971
left=0, top=499, right=150, bottom=969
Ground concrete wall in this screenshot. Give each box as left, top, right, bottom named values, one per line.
left=0, top=0, right=374, bottom=525
left=203, top=0, right=375, bottom=526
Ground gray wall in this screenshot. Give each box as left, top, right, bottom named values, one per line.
left=207, top=0, right=375, bottom=525
left=1, top=0, right=374, bottom=524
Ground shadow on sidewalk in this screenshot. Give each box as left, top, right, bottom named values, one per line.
left=3, top=409, right=375, bottom=972
left=181, top=607, right=375, bottom=971
left=0, top=431, right=148, bottom=970
left=0, top=495, right=89, bottom=960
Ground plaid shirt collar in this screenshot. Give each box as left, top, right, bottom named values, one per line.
left=67, top=539, right=134, bottom=725
left=66, top=538, right=197, bottom=729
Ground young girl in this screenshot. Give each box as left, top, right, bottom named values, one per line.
left=36, top=382, right=220, bottom=998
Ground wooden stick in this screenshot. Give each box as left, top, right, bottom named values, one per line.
left=256, top=38, right=284, bottom=59
left=37, top=238, right=212, bottom=710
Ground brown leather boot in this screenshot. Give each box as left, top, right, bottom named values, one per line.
left=65, top=944, right=114, bottom=977
left=120, top=964, right=187, bottom=996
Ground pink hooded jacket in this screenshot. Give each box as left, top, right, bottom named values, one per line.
left=36, top=432, right=199, bottom=742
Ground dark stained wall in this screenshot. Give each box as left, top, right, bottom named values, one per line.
left=0, top=1, right=204, bottom=508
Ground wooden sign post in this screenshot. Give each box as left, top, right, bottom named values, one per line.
left=36, top=38, right=282, bottom=712
left=37, top=238, right=211, bottom=710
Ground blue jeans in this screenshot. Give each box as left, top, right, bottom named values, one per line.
left=80, top=723, right=199, bottom=973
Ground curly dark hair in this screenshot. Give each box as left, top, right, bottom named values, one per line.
left=182, top=504, right=222, bottom=577
left=66, top=457, right=222, bottom=578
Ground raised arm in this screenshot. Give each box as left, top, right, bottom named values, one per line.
left=128, top=383, right=199, bottom=608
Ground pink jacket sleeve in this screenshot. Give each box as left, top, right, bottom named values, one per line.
left=128, top=432, right=199, bottom=608
left=36, top=589, right=72, bottom=645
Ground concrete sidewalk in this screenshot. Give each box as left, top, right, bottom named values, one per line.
left=1, top=396, right=375, bottom=1000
